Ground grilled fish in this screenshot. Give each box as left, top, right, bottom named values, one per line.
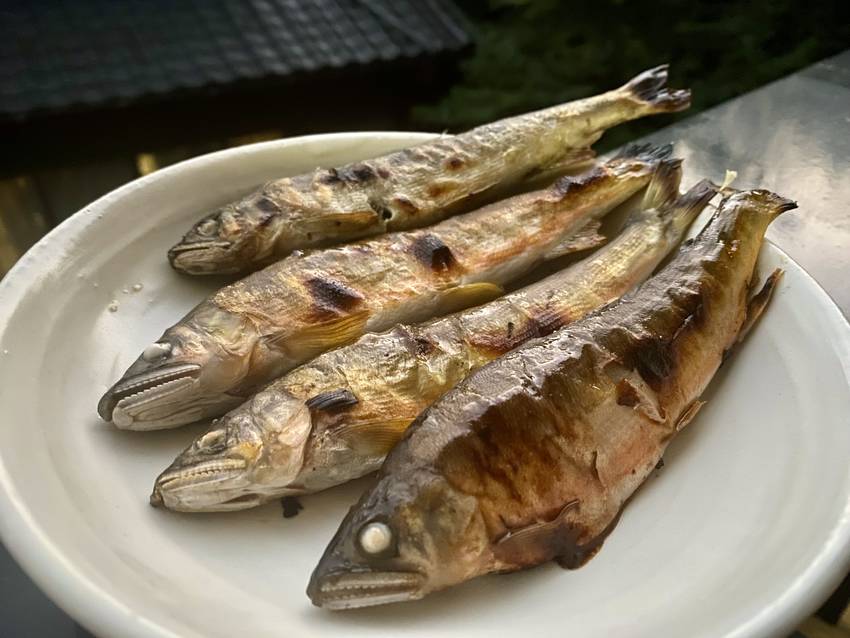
left=168, top=65, right=690, bottom=275
left=307, top=188, right=795, bottom=609
left=151, top=162, right=718, bottom=512
left=100, top=145, right=671, bottom=430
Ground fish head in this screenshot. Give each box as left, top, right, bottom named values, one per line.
left=98, top=305, right=260, bottom=430
left=168, top=194, right=281, bottom=275
left=150, top=389, right=314, bottom=511
left=308, top=470, right=489, bottom=609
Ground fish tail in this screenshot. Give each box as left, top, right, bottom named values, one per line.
left=621, top=65, right=691, bottom=113
left=664, top=179, right=718, bottom=235
left=716, top=189, right=797, bottom=222
left=639, top=157, right=683, bottom=211
left=746, top=190, right=798, bottom=216
left=613, top=142, right=674, bottom=165
left=693, top=188, right=795, bottom=247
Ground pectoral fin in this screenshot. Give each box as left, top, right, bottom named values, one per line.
left=268, top=309, right=369, bottom=353
left=335, top=418, right=412, bottom=456
left=306, top=388, right=359, bottom=413
left=437, top=282, right=504, bottom=315
left=544, top=220, right=606, bottom=260
left=493, top=500, right=580, bottom=567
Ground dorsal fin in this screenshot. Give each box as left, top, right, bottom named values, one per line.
left=334, top=418, right=412, bottom=456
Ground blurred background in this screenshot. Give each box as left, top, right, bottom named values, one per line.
left=1, top=0, right=849, bottom=278
left=1, top=2, right=850, bottom=636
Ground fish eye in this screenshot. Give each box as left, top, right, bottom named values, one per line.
left=197, top=219, right=218, bottom=236
left=197, top=429, right=226, bottom=451
left=358, top=521, right=394, bottom=556
left=142, top=341, right=172, bottom=362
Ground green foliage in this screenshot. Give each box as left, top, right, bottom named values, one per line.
left=414, top=0, right=850, bottom=149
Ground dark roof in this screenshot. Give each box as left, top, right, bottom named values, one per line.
left=0, top=0, right=471, bottom=120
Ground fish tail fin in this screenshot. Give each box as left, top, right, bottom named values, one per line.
left=639, top=157, right=684, bottom=211
left=664, top=179, right=718, bottom=235
left=714, top=189, right=797, bottom=230
left=746, top=190, right=798, bottom=217
left=548, top=143, right=669, bottom=198
left=613, top=142, right=674, bottom=165
left=621, top=65, right=691, bottom=113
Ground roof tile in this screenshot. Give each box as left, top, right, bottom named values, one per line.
left=0, top=0, right=470, bottom=119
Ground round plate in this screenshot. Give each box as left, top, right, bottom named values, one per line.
left=1, top=133, right=849, bottom=638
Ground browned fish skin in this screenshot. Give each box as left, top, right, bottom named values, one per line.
left=169, top=65, right=690, bottom=275
left=150, top=162, right=722, bottom=513
left=101, top=147, right=669, bottom=430
left=307, top=188, right=796, bottom=609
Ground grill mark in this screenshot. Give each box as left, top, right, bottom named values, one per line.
left=427, top=182, right=453, bottom=198
left=552, top=167, right=606, bottom=198
left=604, top=282, right=704, bottom=394
left=413, top=335, right=436, bottom=356
left=411, top=234, right=457, bottom=273
left=618, top=282, right=711, bottom=389
left=256, top=211, right=275, bottom=227
left=445, top=156, right=465, bottom=170
left=346, top=164, right=377, bottom=182
left=305, top=276, right=364, bottom=319
left=320, top=164, right=378, bottom=185
left=254, top=196, right=280, bottom=213
left=392, top=196, right=418, bottom=215
left=393, top=324, right=438, bottom=358
left=470, top=311, right=569, bottom=356
left=319, top=168, right=342, bottom=185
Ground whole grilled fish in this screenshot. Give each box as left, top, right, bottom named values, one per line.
left=100, top=146, right=670, bottom=430
left=168, top=65, right=690, bottom=275
left=307, top=188, right=795, bottom=609
left=152, top=162, right=718, bottom=512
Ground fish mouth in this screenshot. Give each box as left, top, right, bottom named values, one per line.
left=168, top=240, right=232, bottom=255
left=168, top=241, right=242, bottom=275
left=98, top=363, right=201, bottom=428
left=308, top=570, right=426, bottom=610
left=151, top=458, right=250, bottom=510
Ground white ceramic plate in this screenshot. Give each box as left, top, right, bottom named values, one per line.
left=1, top=133, right=850, bottom=638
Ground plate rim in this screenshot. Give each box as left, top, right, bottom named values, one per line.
left=0, top=132, right=849, bottom=638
